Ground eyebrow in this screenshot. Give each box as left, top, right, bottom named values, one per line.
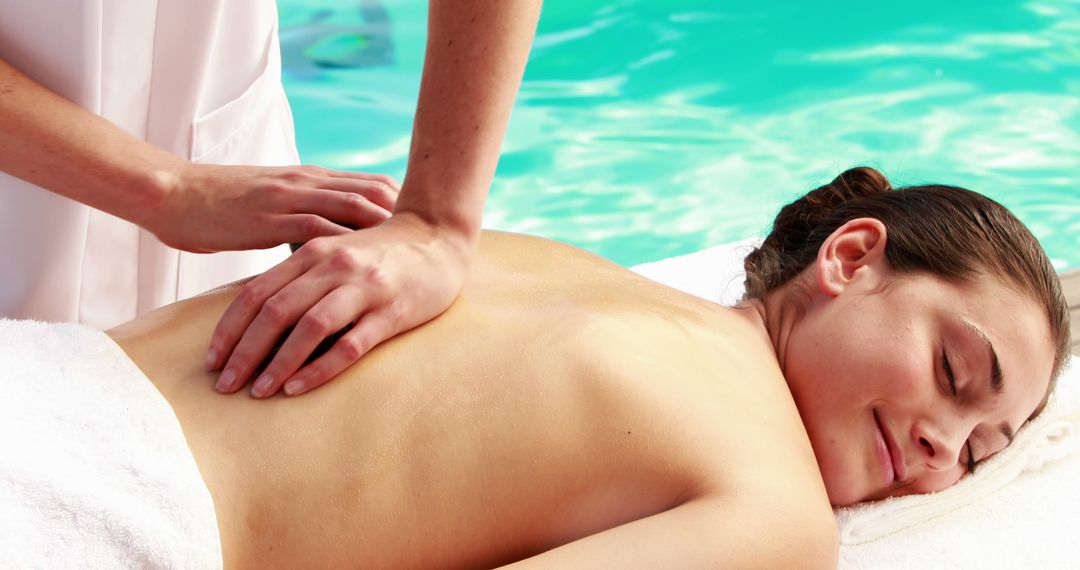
left=964, top=321, right=1014, bottom=445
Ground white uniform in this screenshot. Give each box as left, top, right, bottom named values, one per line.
left=0, top=0, right=298, bottom=328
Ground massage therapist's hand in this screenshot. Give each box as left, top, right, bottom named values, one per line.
left=206, top=211, right=472, bottom=397
left=0, top=57, right=401, bottom=251
left=202, top=0, right=543, bottom=397
left=142, top=163, right=400, bottom=253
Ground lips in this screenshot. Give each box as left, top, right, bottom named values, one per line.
left=873, top=409, right=907, bottom=484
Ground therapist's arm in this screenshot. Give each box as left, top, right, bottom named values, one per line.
left=207, top=0, right=544, bottom=398
left=0, top=56, right=399, bottom=253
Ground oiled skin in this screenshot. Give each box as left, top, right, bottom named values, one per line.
left=107, top=231, right=831, bottom=568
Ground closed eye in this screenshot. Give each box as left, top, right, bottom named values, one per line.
left=941, top=346, right=977, bottom=474
left=942, top=348, right=957, bottom=396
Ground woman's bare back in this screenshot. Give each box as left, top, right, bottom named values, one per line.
left=107, top=231, right=834, bottom=568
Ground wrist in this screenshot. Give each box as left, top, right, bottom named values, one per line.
left=387, top=209, right=479, bottom=260
left=127, top=156, right=189, bottom=231
left=392, top=174, right=486, bottom=249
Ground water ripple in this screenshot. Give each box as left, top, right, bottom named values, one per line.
left=280, top=0, right=1080, bottom=269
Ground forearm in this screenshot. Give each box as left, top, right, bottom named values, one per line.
left=394, top=0, right=543, bottom=245
left=0, top=56, right=179, bottom=225
left=500, top=497, right=839, bottom=570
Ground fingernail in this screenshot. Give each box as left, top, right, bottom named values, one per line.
left=215, top=368, right=237, bottom=393
left=252, top=373, right=274, bottom=398
left=205, top=348, right=219, bottom=370
left=284, top=378, right=305, bottom=396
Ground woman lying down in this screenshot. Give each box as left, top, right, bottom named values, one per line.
left=3, top=167, right=1070, bottom=568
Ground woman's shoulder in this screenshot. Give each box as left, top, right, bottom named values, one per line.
left=565, top=307, right=837, bottom=559
left=567, top=305, right=830, bottom=497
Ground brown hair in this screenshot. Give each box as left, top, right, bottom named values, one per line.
left=744, top=166, right=1071, bottom=408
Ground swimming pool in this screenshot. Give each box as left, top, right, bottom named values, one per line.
left=277, top=0, right=1080, bottom=269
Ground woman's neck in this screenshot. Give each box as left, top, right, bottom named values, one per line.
left=732, top=292, right=802, bottom=377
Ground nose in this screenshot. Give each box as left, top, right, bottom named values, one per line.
left=912, top=418, right=969, bottom=471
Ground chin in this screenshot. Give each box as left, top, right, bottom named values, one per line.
left=818, top=460, right=872, bottom=507
left=825, top=481, right=863, bottom=507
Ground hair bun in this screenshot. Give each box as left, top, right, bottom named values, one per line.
left=803, top=166, right=892, bottom=221
left=831, top=166, right=893, bottom=197
left=743, top=166, right=892, bottom=297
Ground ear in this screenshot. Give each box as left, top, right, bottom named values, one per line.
left=815, top=218, right=889, bottom=297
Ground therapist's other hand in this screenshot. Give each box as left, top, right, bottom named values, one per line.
left=206, top=211, right=472, bottom=398
left=144, top=163, right=400, bottom=253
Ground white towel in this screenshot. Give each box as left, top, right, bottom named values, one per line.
left=632, top=243, right=1080, bottom=569
left=631, top=238, right=762, bottom=306
left=0, top=320, right=222, bottom=569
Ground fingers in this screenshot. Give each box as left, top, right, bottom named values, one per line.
left=215, top=273, right=340, bottom=393
left=206, top=253, right=318, bottom=384
left=281, top=307, right=400, bottom=397
left=289, top=188, right=393, bottom=230
left=247, top=286, right=361, bottom=398
left=319, top=177, right=399, bottom=212
left=278, top=213, right=355, bottom=243
left=322, top=170, right=402, bottom=193
left=269, top=168, right=399, bottom=234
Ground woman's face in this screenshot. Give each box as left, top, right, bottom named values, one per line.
left=781, top=220, right=1055, bottom=507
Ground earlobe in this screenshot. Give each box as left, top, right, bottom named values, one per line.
left=815, top=218, right=888, bottom=297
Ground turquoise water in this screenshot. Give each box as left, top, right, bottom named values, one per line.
left=278, top=0, right=1080, bottom=269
